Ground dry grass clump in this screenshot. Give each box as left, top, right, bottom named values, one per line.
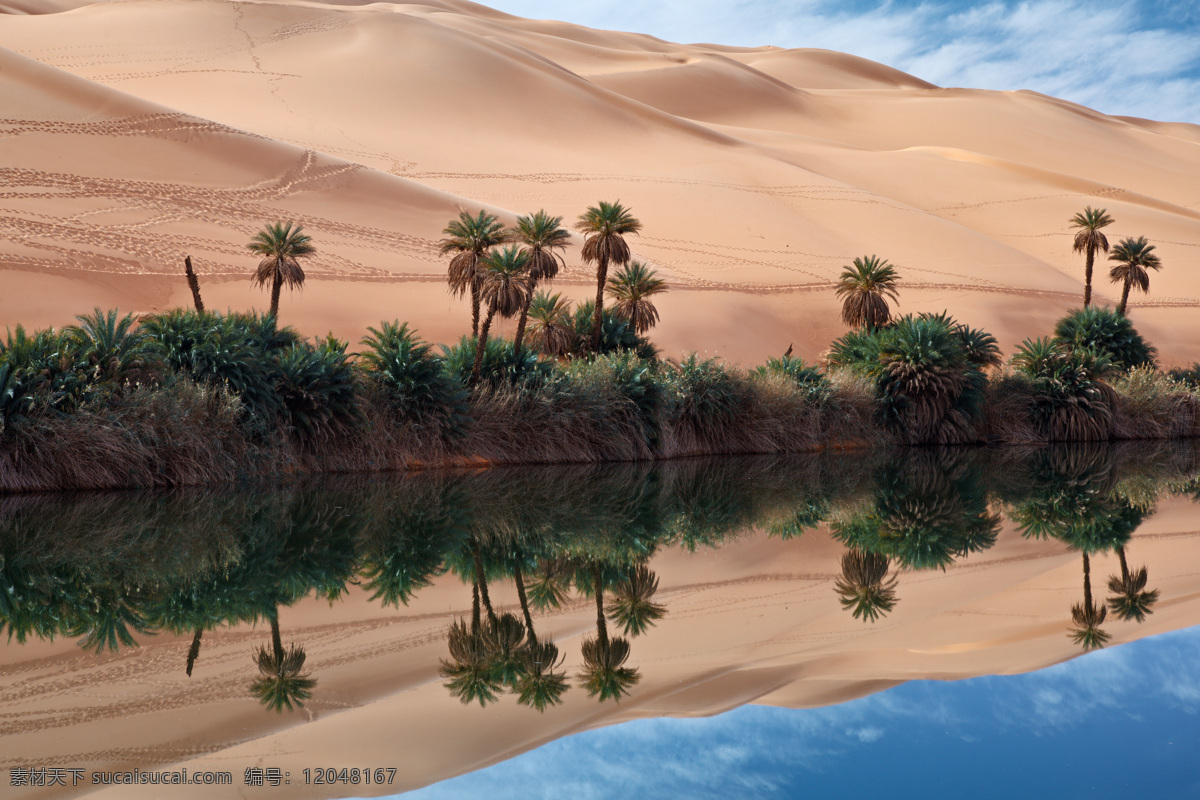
left=1110, top=366, right=1200, bottom=440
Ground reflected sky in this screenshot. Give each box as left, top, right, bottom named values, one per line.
left=399, top=626, right=1200, bottom=799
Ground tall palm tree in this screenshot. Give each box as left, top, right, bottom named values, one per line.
left=605, top=564, right=666, bottom=636
left=833, top=548, right=899, bottom=623
left=441, top=617, right=501, bottom=707
left=576, top=201, right=642, bottom=352
left=1108, top=236, right=1162, bottom=315
left=1069, top=552, right=1110, bottom=652
left=440, top=210, right=508, bottom=338
left=1106, top=545, right=1159, bottom=622
left=509, top=211, right=570, bottom=356
left=1070, top=207, right=1114, bottom=308
left=249, top=222, right=314, bottom=319
left=835, top=255, right=899, bottom=330
left=606, top=261, right=667, bottom=335
left=250, top=613, right=316, bottom=712
left=526, top=292, right=575, bottom=358
left=473, top=246, right=531, bottom=381
left=578, top=563, right=640, bottom=702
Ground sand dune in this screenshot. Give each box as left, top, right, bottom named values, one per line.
left=2, top=0, right=1199, bottom=362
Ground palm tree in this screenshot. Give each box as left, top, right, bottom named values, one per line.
left=576, top=201, right=642, bottom=351
left=440, top=210, right=507, bottom=338
left=526, top=292, right=575, bottom=358
left=509, top=211, right=570, bottom=356
left=472, top=246, right=531, bottom=381
left=1106, top=546, right=1159, bottom=622
left=1070, top=207, right=1114, bottom=308
left=441, top=617, right=502, bottom=707
left=186, top=627, right=203, bottom=677
left=248, top=222, right=314, bottom=318
left=835, top=255, right=899, bottom=330
left=1108, top=236, right=1162, bottom=315
left=605, top=564, right=666, bottom=636
left=833, top=548, right=899, bottom=623
left=578, top=563, right=640, bottom=702
left=250, top=613, right=316, bottom=712
left=1069, top=552, right=1110, bottom=652
left=606, top=261, right=667, bottom=335
left=511, top=559, right=569, bottom=711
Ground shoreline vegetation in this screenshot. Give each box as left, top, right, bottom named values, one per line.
left=2, top=205, right=1198, bottom=493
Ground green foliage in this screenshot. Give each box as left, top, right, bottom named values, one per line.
left=1053, top=306, right=1156, bottom=371
left=1166, top=363, right=1200, bottom=390
left=441, top=335, right=553, bottom=390
left=62, top=308, right=163, bottom=389
left=570, top=301, right=658, bottom=359
left=1010, top=338, right=1115, bottom=441
left=661, top=354, right=746, bottom=433
left=826, top=327, right=882, bottom=374
left=273, top=336, right=362, bottom=446
left=0, top=362, right=33, bottom=435
left=359, top=321, right=468, bottom=438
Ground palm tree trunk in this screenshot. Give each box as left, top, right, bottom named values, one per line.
left=270, top=272, right=282, bottom=318
left=471, top=538, right=496, bottom=624
left=1083, top=245, right=1095, bottom=308
left=513, top=562, right=537, bottom=645
left=186, top=627, right=203, bottom=677
left=1117, top=546, right=1129, bottom=583
left=472, top=582, right=481, bottom=635
left=591, top=256, right=609, bottom=352
left=270, top=614, right=284, bottom=662
left=1118, top=278, right=1132, bottom=315
left=470, top=280, right=481, bottom=338
left=184, top=256, right=205, bottom=313
left=513, top=291, right=534, bottom=361
left=472, top=303, right=498, bottom=382
left=592, top=563, right=608, bottom=648
left=1082, top=552, right=1094, bottom=613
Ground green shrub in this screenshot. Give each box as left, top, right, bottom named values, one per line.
left=273, top=336, right=362, bottom=446
left=0, top=325, right=90, bottom=413
left=441, top=335, right=552, bottom=390
left=359, top=322, right=469, bottom=438
left=63, top=308, right=163, bottom=391
left=1166, top=363, right=1200, bottom=390
left=564, top=352, right=664, bottom=449
left=571, top=301, right=657, bottom=359
left=1010, top=337, right=1115, bottom=441
left=661, top=354, right=746, bottom=441
left=1054, top=306, right=1156, bottom=371
left=826, top=328, right=881, bottom=373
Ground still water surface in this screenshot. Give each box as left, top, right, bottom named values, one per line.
left=2, top=443, right=1199, bottom=797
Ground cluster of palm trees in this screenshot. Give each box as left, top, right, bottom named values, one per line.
left=438, top=202, right=666, bottom=379
left=831, top=207, right=1165, bottom=337
left=439, top=540, right=666, bottom=710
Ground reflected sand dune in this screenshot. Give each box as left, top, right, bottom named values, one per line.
left=2, top=443, right=1200, bottom=797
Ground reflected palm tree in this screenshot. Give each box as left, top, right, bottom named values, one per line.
left=512, top=558, right=569, bottom=711
left=1106, top=545, right=1160, bottom=623
left=1069, top=552, right=1111, bottom=652
left=186, top=627, right=203, bottom=677
left=605, top=564, right=666, bottom=636
left=250, top=613, right=316, bottom=712
left=484, top=612, right=529, bottom=690
left=441, top=617, right=501, bottom=707
left=70, top=585, right=154, bottom=653
left=834, top=548, right=899, bottom=623
left=578, top=564, right=641, bottom=703
left=527, top=557, right=574, bottom=611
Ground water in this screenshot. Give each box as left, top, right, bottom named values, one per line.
left=1, top=442, right=1198, bottom=797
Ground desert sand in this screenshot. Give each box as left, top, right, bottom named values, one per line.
left=2, top=503, right=1198, bottom=799
left=2, top=0, right=1200, bottom=365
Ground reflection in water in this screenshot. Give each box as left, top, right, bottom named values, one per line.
left=1, top=443, right=1198, bottom=713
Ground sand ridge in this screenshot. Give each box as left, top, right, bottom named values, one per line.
left=2, top=0, right=1199, bottom=362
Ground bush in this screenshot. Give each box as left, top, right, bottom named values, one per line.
left=1110, top=366, right=1200, bottom=440
left=564, top=352, right=663, bottom=450
left=571, top=301, right=658, bottom=359
left=1010, top=337, right=1116, bottom=441
left=62, top=308, right=163, bottom=390
left=359, top=322, right=468, bottom=438
left=441, top=335, right=553, bottom=390
left=1054, top=306, right=1156, bottom=371
left=1166, top=363, right=1200, bottom=390
left=273, top=336, right=362, bottom=446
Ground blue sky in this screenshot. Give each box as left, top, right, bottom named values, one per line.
left=483, top=1, right=1200, bottom=124
left=391, top=626, right=1200, bottom=799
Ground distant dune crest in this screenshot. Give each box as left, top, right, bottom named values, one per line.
left=1, top=0, right=1198, bottom=364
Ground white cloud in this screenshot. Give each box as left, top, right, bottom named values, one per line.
left=484, top=0, right=1200, bottom=122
